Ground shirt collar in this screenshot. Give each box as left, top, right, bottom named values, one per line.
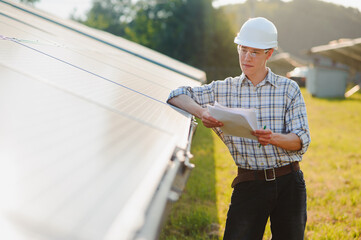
left=239, top=68, right=278, bottom=88
left=239, top=72, right=247, bottom=84
left=263, top=68, right=278, bottom=88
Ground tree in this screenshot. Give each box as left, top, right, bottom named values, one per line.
left=125, top=0, right=240, bottom=80
left=80, top=0, right=240, bottom=81
left=79, top=0, right=134, bottom=36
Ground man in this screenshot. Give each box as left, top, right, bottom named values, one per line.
left=167, top=17, right=310, bottom=240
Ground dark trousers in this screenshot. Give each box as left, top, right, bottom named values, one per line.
left=223, top=170, right=307, bottom=240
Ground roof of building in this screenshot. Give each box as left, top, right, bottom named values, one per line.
left=0, top=0, right=202, bottom=239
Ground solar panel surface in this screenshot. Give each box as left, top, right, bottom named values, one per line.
left=0, top=1, right=202, bottom=239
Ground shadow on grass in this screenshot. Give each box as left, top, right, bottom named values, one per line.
left=306, top=90, right=361, bottom=103
left=311, top=96, right=361, bottom=102
left=160, top=122, right=219, bottom=240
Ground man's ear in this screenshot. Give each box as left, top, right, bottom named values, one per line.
left=266, top=49, right=274, bottom=60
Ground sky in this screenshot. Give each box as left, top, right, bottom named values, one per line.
left=29, top=0, right=361, bottom=20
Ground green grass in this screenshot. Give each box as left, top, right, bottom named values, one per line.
left=160, top=118, right=219, bottom=239
left=160, top=89, right=361, bottom=240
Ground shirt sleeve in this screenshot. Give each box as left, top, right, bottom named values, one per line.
left=285, top=82, right=311, bottom=155
left=167, top=81, right=217, bottom=108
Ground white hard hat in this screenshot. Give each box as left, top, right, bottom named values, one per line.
left=234, top=17, right=278, bottom=49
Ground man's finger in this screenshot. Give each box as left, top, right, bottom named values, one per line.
left=202, top=118, right=223, bottom=127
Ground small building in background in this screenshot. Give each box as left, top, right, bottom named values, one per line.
left=305, top=57, right=349, bottom=98
left=308, top=38, right=361, bottom=98
left=268, top=38, right=361, bottom=98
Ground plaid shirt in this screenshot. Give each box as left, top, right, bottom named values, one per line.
left=168, top=68, right=311, bottom=170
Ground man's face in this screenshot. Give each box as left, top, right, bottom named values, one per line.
left=238, top=45, right=273, bottom=79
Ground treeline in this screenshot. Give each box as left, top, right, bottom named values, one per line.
left=77, top=0, right=240, bottom=81
left=70, top=0, right=361, bottom=82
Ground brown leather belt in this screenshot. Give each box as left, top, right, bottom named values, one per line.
left=231, top=162, right=300, bottom=188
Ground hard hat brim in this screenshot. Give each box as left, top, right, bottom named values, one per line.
left=234, top=37, right=277, bottom=49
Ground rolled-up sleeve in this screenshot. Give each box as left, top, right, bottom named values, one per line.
left=167, top=82, right=216, bottom=107
left=285, top=84, right=311, bottom=155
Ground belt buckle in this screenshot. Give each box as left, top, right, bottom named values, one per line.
left=264, top=168, right=276, bottom=181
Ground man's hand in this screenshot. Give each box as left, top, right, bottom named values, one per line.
left=252, top=128, right=302, bottom=151
left=252, top=129, right=273, bottom=146
left=167, top=95, right=223, bottom=128
left=200, top=109, right=224, bottom=128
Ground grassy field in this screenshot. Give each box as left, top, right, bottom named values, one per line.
left=160, top=89, right=361, bottom=240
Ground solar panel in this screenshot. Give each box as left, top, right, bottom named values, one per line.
left=0, top=1, right=202, bottom=239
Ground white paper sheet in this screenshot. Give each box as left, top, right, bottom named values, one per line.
left=207, top=102, right=258, bottom=140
